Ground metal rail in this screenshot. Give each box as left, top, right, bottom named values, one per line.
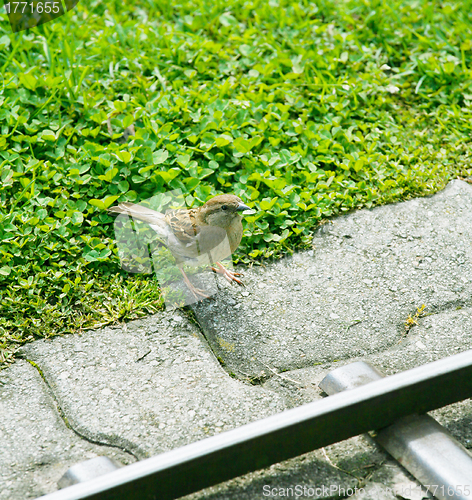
left=320, top=361, right=472, bottom=500
left=37, top=349, right=472, bottom=500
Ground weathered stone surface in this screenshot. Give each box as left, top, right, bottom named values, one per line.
left=20, top=312, right=287, bottom=460
left=0, top=360, right=133, bottom=500
left=192, top=180, right=472, bottom=379
left=351, top=461, right=432, bottom=500
left=369, top=306, right=472, bottom=449
left=261, top=305, right=472, bottom=449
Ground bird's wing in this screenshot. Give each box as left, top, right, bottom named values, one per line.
left=164, top=208, right=201, bottom=244
left=165, top=209, right=231, bottom=264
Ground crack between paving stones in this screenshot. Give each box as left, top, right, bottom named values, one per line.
left=181, top=305, right=245, bottom=376
left=24, top=358, right=139, bottom=461
left=306, top=299, right=472, bottom=374
left=423, top=297, right=472, bottom=315
left=179, top=295, right=472, bottom=391
left=182, top=305, right=273, bottom=386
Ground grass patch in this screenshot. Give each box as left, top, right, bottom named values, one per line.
left=1, top=0, right=472, bottom=367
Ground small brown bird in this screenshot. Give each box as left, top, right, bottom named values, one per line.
left=108, top=194, right=251, bottom=300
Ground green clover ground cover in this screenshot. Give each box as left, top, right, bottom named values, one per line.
left=1, top=0, right=472, bottom=367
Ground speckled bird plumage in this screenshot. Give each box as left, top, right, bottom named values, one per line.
left=108, top=195, right=251, bottom=298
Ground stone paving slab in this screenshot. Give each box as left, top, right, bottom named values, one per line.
left=20, top=312, right=288, bottom=460
left=16, top=312, right=364, bottom=499
left=192, top=179, right=472, bottom=379
left=0, top=360, right=134, bottom=500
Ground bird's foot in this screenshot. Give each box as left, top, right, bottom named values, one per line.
left=188, top=283, right=211, bottom=301
left=211, top=262, right=244, bottom=286
left=179, top=268, right=211, bottom=301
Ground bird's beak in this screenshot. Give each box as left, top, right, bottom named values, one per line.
left=236, top=203, right=252, bottom=212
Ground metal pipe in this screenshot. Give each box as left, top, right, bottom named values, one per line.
left=319, top=361, right=472, bottom=500
left=36, top=349, right=472, bottom=500
left=58, top=458, right=122, bottom=490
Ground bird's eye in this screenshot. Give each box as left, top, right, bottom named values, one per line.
left=221, top=205, right=228, bottom=211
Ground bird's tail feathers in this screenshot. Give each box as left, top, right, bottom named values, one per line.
left=108, top=202, right=165, bottom=225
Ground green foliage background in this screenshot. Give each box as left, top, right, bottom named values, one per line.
left=1, top=0, right=472, bottom=366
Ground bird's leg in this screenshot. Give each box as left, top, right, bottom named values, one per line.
left=179, top=267, right=211, bottom=301
left=211, top=261, right=244, bottom=286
